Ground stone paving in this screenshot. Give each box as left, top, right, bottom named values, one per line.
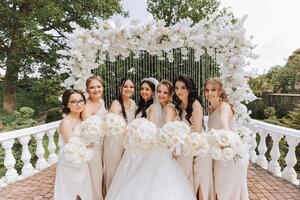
left=0, top=163, right=299, bottom=200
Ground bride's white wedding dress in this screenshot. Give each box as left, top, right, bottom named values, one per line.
left=105, top=106, right=196, bottom=200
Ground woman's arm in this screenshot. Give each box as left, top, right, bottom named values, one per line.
left=81, top=105, right=90, bottom=121
left=148, top=104, right=158, bottom=124
left=164, top=105, right=177, bottom=123
left=192, top=100, right=204, bottom=133
left=58, top=119, right=74, bottom=143
left=109, top=100, right=121, bottom=115
left=219, top=103, right=233, bottom=130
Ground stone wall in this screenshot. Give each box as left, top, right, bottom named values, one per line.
left=262, top=91, right=300, bottom=111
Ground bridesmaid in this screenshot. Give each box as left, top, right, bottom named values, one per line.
left=82, top=75, right=107, bottom=200
left=54, top=89, right=93, bottom=200
left=103, top=78, right=136, bottom=193
left=173, top=75, right=214, bottom=200
left=156, top=80, right=177, bottom=125
left=204, top=77, right=249, bottom=200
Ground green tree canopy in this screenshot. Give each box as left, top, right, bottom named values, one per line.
left=0, top=0, right=126, bottom=112
left=147, top=0, right=220, bottom=26
left=249, top=48, right=300, bottom=96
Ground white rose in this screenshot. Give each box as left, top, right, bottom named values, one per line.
left=222, top=147, right=235, bottom=161
left=211, top=148, right=222, bottom=160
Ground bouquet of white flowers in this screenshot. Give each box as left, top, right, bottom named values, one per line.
left=104, top=113, right=127, bottom=139
left=183, top=132, right=210, bottom=157
left=159, top=121, right=190, bottom=155
left=61, top=137, right=94, bottom=165
left=209, top=129, right=245, bottom=162
left=125, top=118, right=158, bottom=150
left=81, top=115, right=105, bottom=145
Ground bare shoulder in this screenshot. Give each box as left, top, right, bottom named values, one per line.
left=111, top=100, right=122, bottom=109
left=220, top=102, right=233, bottom=116
left=165, top=103, right=176, bottom=112
left=192, top=100, right=203, bottom=110
left=149, top=103, right=157, bottom=112
left=58, top=117, right=73, bottom=134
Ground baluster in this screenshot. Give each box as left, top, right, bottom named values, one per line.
left=1, top=139, right=19, bottom=183
left=34, top=132, right=48, bottom=169
left=282, top=136, right=300, bottom=185
left=256, top=129, right=268, bottom=169
left=47, top=129, right=58, bottom=164
left=249, top=126, right=257, bottom=163
left=267, top=134, right=283, bottom=176
left=19, top=135, right=35, bottom=177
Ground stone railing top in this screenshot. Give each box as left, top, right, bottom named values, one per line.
left=269, top=93, right=300, bottom=97
left=0, top=121, right=60, bottom=142
left=251, top=119, right=300, bottom=139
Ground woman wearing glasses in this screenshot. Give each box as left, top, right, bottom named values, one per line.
left=54, top=89, right=93, bottom=200
left=82, top=76, right=108, bottom=200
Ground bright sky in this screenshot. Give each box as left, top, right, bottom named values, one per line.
left=116, top=0, right=300, bottom=74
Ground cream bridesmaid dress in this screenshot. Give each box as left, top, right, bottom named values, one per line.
left=103, top=99, right=136, bottom=194
left=54, top=123, right=94, bottom=200
left=178, top=106, right=215, bottom=200
left=87, top=99, right=107, bottom=200
left=208, top=103, right=249, bottom=200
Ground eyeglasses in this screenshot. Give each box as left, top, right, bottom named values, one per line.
left=68, top=100, right=85, bottom=106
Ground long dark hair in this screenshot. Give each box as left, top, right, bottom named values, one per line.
left=173, top=75, right=201, bottom=124
left=62, top=89, right=86, bottom=114
left=116, top=78, right=134, bottom=121
left=135, top=80, right=155, bottom=118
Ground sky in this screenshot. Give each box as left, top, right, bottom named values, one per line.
left=116, top=0, right=300, bottom=74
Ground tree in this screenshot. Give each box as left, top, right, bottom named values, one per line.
left=0, top=0, right=126, bottom=113
left=147, top=0, right=220, bottom=26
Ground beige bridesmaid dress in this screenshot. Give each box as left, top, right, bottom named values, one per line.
left=54, top=123, right=94, bottom=200
left=87, top=99, right=107, bottom=200
left=208, top=105, right=249, bottom=200
left=178, top=108, right=215, bottom=200
left=103, top=99, right=136, bottom=194
left=176, top=109, right=196, bottom=190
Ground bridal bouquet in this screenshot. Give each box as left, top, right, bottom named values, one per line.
left=209, top=129, right=244, bottom=162
left=104, top=113, right=127, bottom=139
left=159, top=121, right=191, bottom=155
left=61, top=137, right=94, bottom=164
left=125, top=118, right=158, bottom=150
left=81, top=115, right=105, bottom=145
left=183, top=132, right=210, bottom=157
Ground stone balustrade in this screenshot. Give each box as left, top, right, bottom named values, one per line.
left=0, top=118, right=299, bottom=188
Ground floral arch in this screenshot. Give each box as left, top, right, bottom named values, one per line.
left=58, top=13, right=258, bottom=126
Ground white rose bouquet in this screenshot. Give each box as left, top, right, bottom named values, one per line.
left=61, top=137, right=94, bottom=165
left=81, top=115, right=105, bottom=145
left=183, top=132, right=210, bottom=157
left=159, top=121, right=190, bottom=155
left=104, top=113, right=127, bottom=139
left=209, top=129, right=245, bottom=162
left=125, top=118, right=158, bottom=150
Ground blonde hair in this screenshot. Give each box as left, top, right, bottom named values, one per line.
left=204, top=77, right=228, bottom=102
left=158, top=79, right=173, bottom=96
left=86, top=75, right=104, bottom=88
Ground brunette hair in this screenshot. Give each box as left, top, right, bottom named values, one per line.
left=135, top=80, right=155, bottom=118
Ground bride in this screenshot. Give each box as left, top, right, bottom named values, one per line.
left=105, top=78, right=196, bottom=200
